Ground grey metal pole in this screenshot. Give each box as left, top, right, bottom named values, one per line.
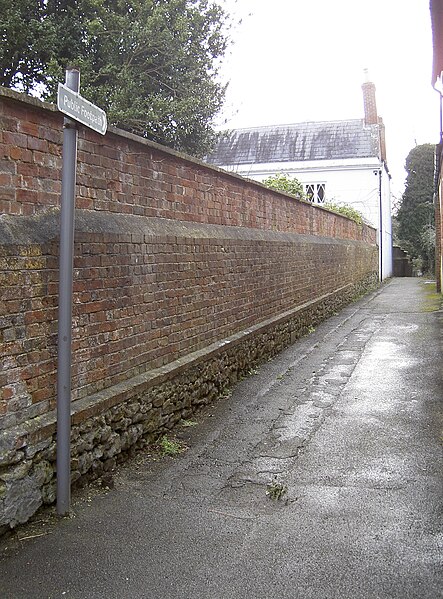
left=57, top=67, right=80, bottom=516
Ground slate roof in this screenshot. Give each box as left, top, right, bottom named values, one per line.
left=207, top=119, right=380, bottom=166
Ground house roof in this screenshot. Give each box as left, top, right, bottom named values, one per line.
left=207, top=119, right=380, bottom=166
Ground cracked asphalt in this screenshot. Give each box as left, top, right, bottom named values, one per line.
left=1, top=278, right=442, bottom=599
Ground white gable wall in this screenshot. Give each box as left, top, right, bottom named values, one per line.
left=219, top=157, right=393, bottom=280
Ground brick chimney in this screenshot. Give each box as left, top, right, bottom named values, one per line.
left=362, top=69, right=378, bottom=125
left=362, top=69, right=387, bottom=162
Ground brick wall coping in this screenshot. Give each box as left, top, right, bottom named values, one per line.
left=0, top=208, right=375, bottom=247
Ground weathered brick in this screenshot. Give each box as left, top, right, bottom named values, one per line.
left=27, top=137, right=48, bottom=152
left=3, top=131, right=27, bottom=148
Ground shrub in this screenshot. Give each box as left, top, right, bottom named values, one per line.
left=323, top=202, right=363, bottom=226
left=261, top=173, right=305, bottom=200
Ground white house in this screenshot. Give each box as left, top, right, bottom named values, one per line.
left=207, top=79, right=392, bottom=280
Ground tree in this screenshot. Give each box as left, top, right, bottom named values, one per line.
left=261, top=173, right=306, bottom=200
left=0, top=0, right=47, bottom=91
left=397, top=144, right=435, bottom=273
left=0, top=0, right=230, bottom=156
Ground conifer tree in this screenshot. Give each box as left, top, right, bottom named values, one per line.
left=0, top=0, right=230, bottom=156
left=397, top=144, right=435, bottom=273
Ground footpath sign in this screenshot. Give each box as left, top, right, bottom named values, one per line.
left=56, top=68, right=107, bottom=517
left=57, top=83, right=107, bottom=135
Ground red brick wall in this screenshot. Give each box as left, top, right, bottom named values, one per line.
left=0, top=88, right=375, bottom=243
left=0, top=88, right=378, bottom=432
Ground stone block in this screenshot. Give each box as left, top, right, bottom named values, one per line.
left=0, top=477, right=42, bottom=527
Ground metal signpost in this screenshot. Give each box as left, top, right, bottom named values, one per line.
left=56, top=68, right=107, bottom=516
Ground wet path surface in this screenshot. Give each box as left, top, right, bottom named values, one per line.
left=1, top=279, right=442, bottom=598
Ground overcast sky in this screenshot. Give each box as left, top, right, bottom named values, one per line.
left=216, top=0, right=439, bottom=199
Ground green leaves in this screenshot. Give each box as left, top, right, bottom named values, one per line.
left=261, top=173, right=306, bottom=200
left=323, top=202, right=363, bottom=226
left=0, top=0, right=46, bottom=91
left=396, top=144, right=435, bottom=272
left=1, top=0, right=230, bottom=156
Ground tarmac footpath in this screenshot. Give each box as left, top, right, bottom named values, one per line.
left=1, top=277, right=442, bottom=599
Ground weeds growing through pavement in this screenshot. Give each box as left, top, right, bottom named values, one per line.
left=159, top=436, right=186, bottom=456
left=266, top=476, right=288, bottom=501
